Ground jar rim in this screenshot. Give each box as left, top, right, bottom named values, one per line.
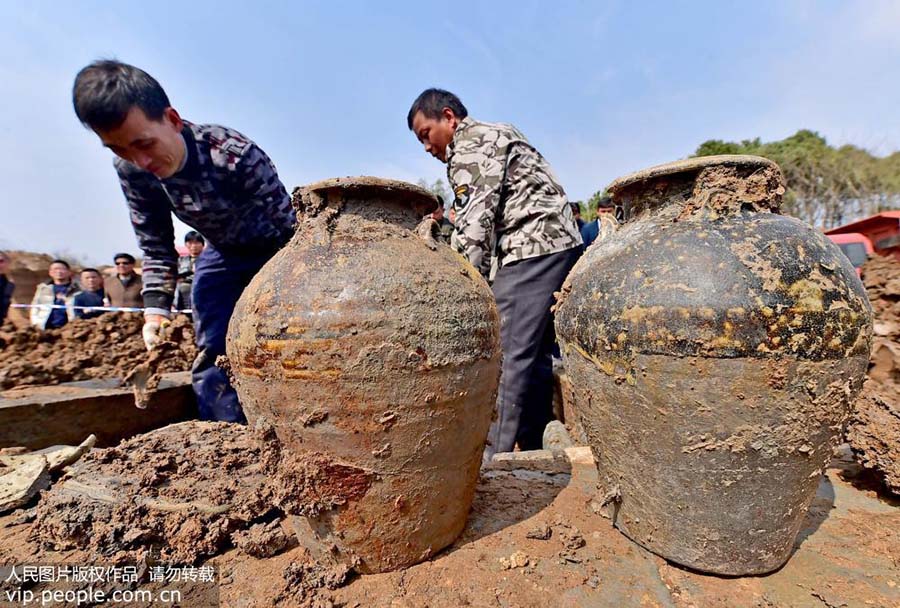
left=607, top=155, right=779, bottom=195
left=300, top=176, right=439, bottom=214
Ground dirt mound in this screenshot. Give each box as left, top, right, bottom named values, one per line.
left=3, top=251, right=55, bottom=327
left=30, top=421, right=284, bottom=564
left=0, top=314, right=195, bottom=390
left=846, top=255, right=900, bottom=494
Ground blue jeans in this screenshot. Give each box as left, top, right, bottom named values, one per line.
left=191, top=244, right=277, bottom=423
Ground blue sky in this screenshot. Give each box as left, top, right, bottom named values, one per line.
left=1, top=0, right=897, bottom=264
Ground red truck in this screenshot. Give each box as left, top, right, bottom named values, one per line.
left=825, top=211, right=900, bottom=274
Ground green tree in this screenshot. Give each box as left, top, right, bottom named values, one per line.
left=693, top=130, right=900, bottom=228
left=417, top=178, right=450, bottom=209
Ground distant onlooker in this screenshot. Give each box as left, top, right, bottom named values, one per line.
left=571, top=202, right=586, bottom=232
left=581, top=210, right=618, bottom=250
left=175, top=232, right=205, bottom=311
left=31, top=259, right=78, bottom=329
left=105, top=253, right=143, bottom=309
left=73, top=268, right=106, bottom=319
left=0, top=251, right=14, bottom=324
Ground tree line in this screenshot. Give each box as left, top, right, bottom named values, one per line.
left=422, top=130, right=900, bottom=229
left=693, top=130, right=900, bottom=228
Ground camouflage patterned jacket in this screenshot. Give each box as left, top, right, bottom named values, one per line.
left=447, top=117, right=582, bottom=278
left=115, top=122, right=294, bottom=315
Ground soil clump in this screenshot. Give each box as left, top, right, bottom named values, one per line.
left=0, top=314, right=195, bottom=390
left=847, top=254, right=900, bottom=495
left=30, top=421, right=282, bottom=564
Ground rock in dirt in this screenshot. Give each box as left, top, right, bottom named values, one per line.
left=0, top=456, right=50, bottom=513
left=0, top=315, right=195, bottom=391
left=279, top=548, right=354, bottom=607
left=525, top=522, right=552, bottom=540
left=232, top=520, right=295, bottom=558
left=499, top=550, right=531, bottom=570
left=0, top=435, right=96, bottom=514
left=31, top=421, right=282, bottom=564
left=847, top=255, right=900, bottom=495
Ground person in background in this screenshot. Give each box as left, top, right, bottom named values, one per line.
left=73, top=268, right=107, bottom=319
left=0, top=251, right=14, bottom=325
left=571, top=202, right=585, bottom=232
left=175, top=231, right=205, bottom=312
left=30, top=259, right=78, bottom=329
left=580, top=194, right=617, bottom=250
left=104, top=253, right=143, bottom=308
left=431, top=201, right=455, bottom=245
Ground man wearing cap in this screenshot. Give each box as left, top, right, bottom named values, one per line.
left=73, top=268, right=108, bottom=319
left=105, top=253, right=143, bottom=309
left=72, top=60, right=294, bottom=423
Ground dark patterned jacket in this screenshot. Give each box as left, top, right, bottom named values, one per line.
left=115, top=122, right=294, bottom=314
left=0, top=275, right=13, bottom=323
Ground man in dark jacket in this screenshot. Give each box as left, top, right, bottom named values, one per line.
left=73, top=268, right=106, bottom=319
left=0, top=251, right=14, bottom=324
left=73, top=60, right=294, bottom=423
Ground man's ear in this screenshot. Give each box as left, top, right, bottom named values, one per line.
left=164, top=107, right=184, bottom=130
left=442, top=106, right=459, bottom=129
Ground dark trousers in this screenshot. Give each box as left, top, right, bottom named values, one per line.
left=485, top=247, right=581, bottom=457
left=191, top=244, right=276, bottom=423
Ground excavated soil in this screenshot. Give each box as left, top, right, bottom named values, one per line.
left=30, top=421, right=283, bottom=565
left=0, top=314, right=195, bottom=390
left=847, top=255, right=900, bottom=495
left=4, top=447, right=897, bottom=607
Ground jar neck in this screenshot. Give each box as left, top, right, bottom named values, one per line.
left=615, top=164, right=784, bottom=223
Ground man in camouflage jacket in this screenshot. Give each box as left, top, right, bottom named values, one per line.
left=73, top=60, right=295, bottom=423
left=409, top=89, right=583, bottom=458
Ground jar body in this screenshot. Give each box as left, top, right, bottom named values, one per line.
left=555, top=157, right=873, bottom=574
left=226, top=178, right=501, bottom=573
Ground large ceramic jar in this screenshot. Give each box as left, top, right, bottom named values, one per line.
left=554, top=155, right=873, bottom=575
left=226, top=177, right=501, bottom=573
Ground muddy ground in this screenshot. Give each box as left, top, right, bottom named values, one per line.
left=847, top=255, right=900, bottom=494
left=0, top=314, right=195, bottom=390
left=1, top=443, right=897, bottom=607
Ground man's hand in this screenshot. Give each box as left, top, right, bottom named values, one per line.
left=142, top=314, right=171, bottom=351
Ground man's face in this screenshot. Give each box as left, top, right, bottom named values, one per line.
left=186, top=240, right=204, bottom=257
left=97, top=107, right=186, bottom=178
left=0, top=255, right=9, bottom=275
left=412, top=108, right=458, bottom=163
left=49, top=263, right=71, bottom=283
left=81, top=271, right=103, bottom=291
left=114, top=258, right=135, bottom=277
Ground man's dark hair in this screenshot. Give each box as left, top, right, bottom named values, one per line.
left=407, top=88, right=468, bottom=130
left=73, top=60, right=171, bottom=131
left=184, top=231, right=205, bottom=244
left=50, top=259, right=71, bottom=269
left=113, top=253, right=136, bottom=264
left=80, top=267, right=101, bottom=276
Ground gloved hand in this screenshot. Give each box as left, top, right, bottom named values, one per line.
left=142, top=315, right=171, bottom=351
